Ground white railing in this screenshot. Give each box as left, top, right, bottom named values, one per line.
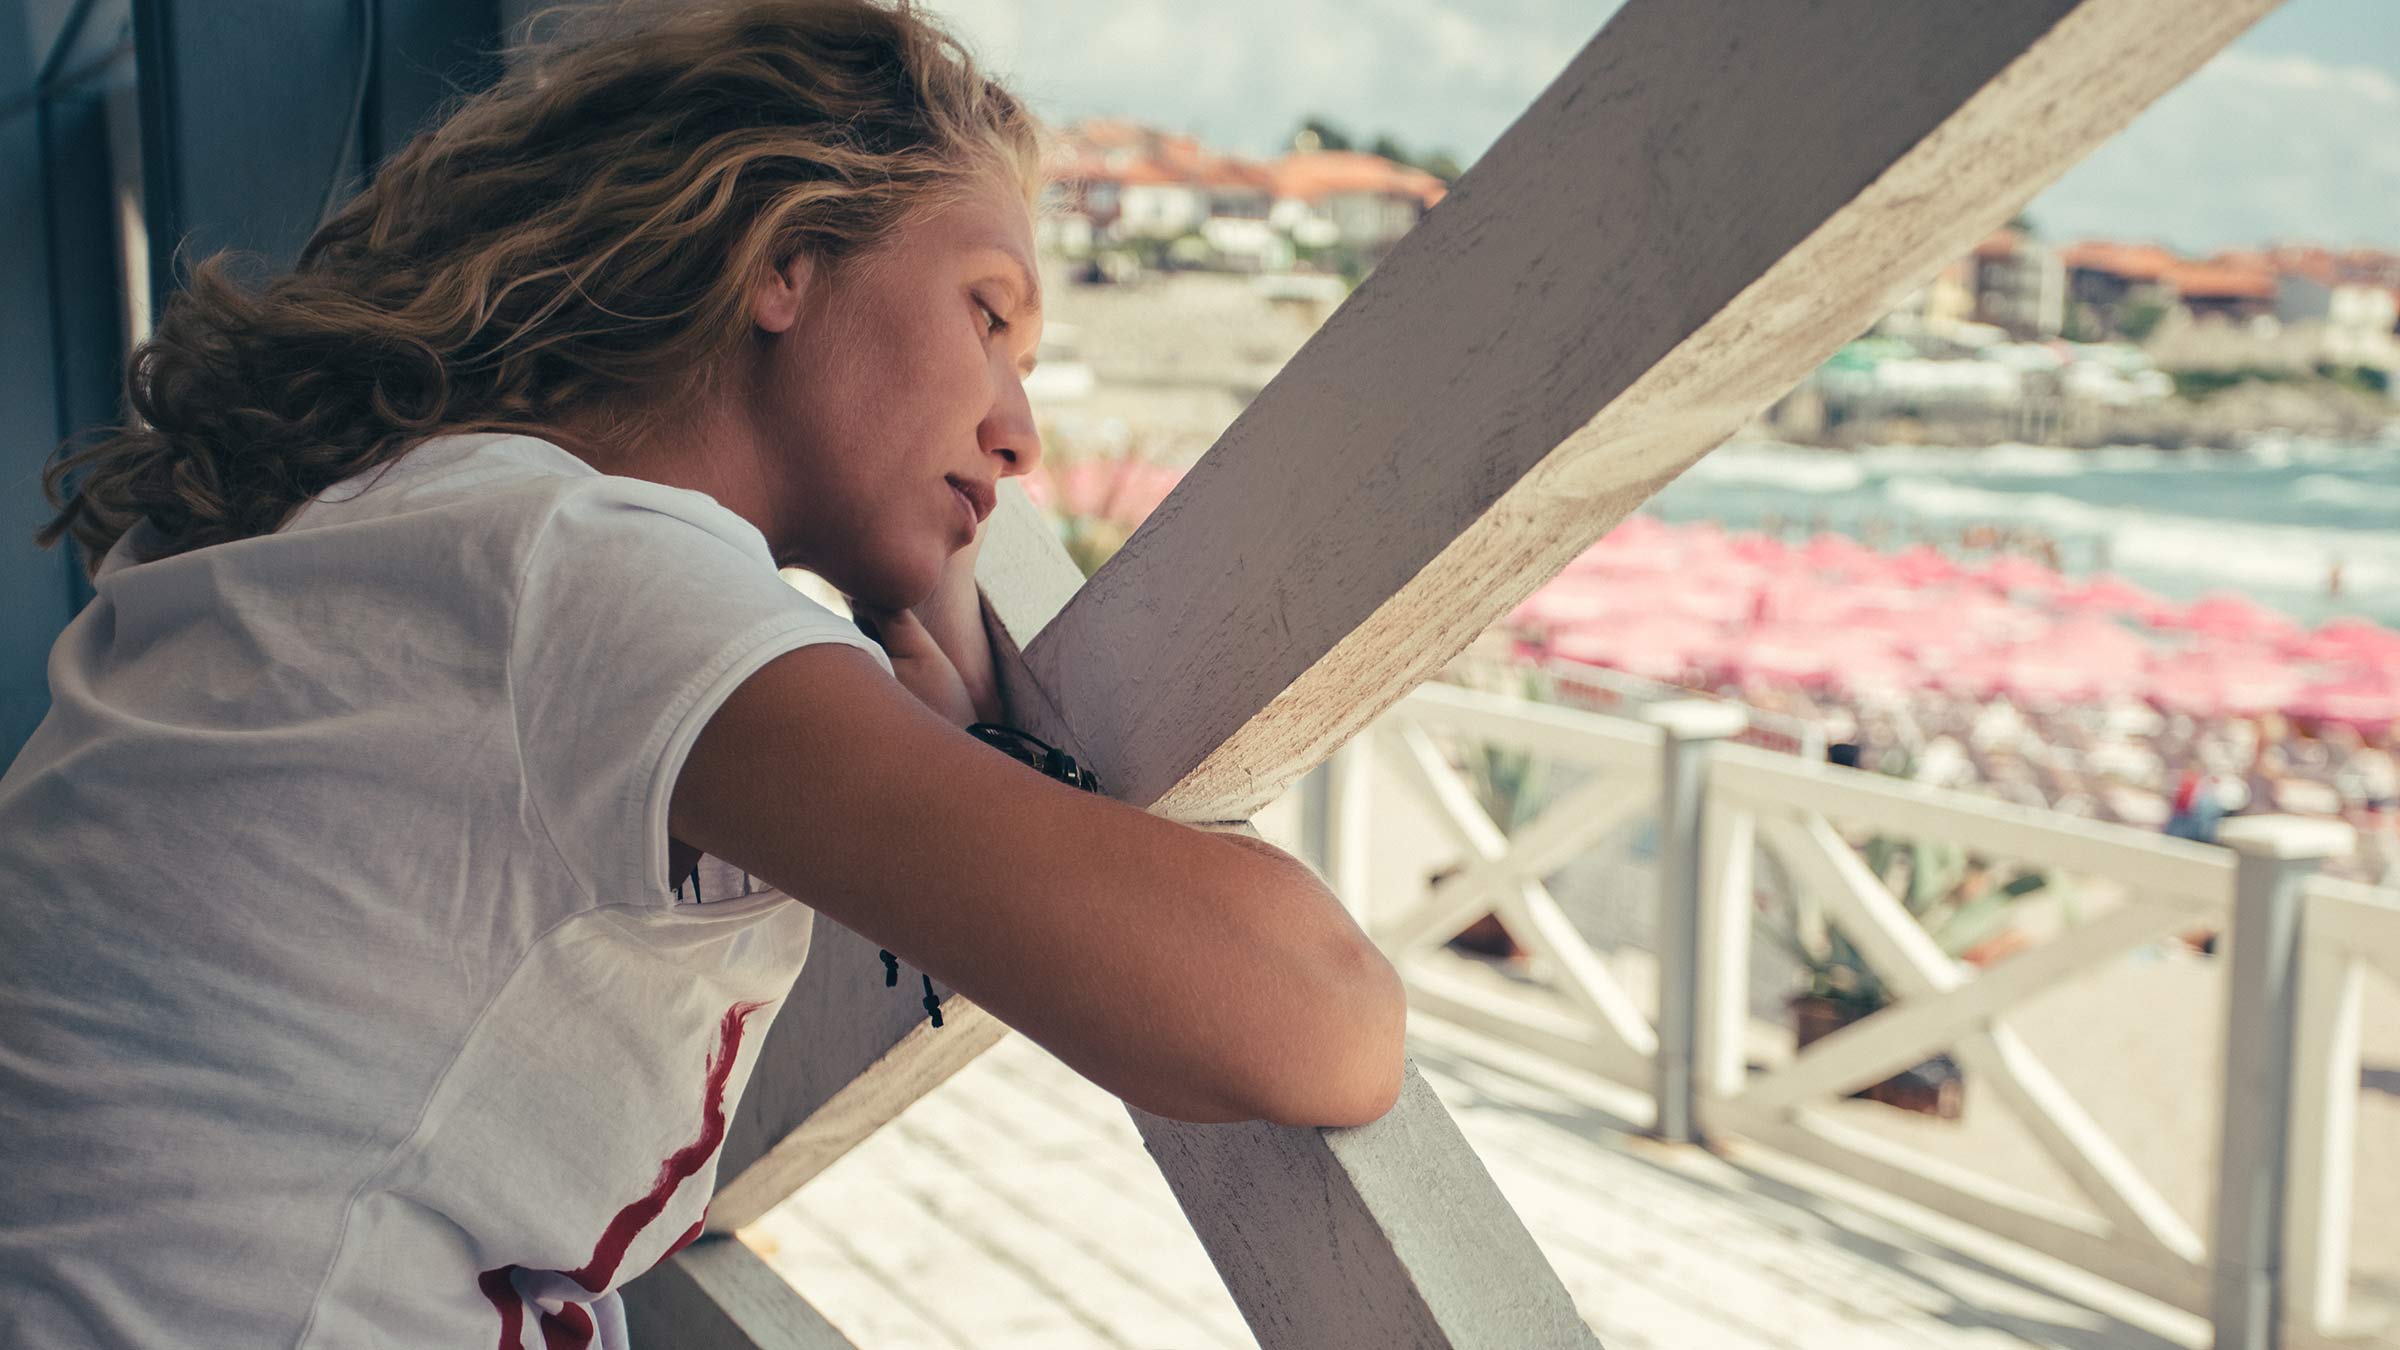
left=1322, top=680, right=2400, bottom=1349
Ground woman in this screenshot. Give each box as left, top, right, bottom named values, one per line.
left=0, top=3, right=1405, bottom=1344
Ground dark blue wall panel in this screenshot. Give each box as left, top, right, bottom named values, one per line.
left=4, top=0, right=503, bottom=766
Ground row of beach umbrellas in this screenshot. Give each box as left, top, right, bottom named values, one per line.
left=1509, top=515, right=2400, bottom=731
left=1024, top=459, right=2400, bottom=732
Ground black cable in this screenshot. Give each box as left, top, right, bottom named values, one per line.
left=316, top=0, right=378, bottom=228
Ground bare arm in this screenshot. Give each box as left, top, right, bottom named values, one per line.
left=668, top=644, right=1407, bottom=1127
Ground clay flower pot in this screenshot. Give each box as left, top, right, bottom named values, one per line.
left=1789, top=992, right=1964, bottom=1119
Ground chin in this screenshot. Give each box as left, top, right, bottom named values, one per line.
left=846, top=556, right=945, bottom=614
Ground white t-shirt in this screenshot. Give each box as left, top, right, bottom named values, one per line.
left=0, top=433, right=894, bottom=1348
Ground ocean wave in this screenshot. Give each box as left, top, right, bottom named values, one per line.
left=1857, top=443, right=2097, bottom=479
left=1883, top=478, right=2400, bottom=597
left=2291, top=473, right=2400, bottom=510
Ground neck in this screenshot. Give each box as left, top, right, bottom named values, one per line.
left=552, top=392, right=789, bottom=561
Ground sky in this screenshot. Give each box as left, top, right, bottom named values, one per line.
left=926, top=0, right=2400, bottom=256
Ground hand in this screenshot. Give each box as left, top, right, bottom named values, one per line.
left=847, top=601, right=981, bottom=727
left=894, top=524, right=1006, bottom=725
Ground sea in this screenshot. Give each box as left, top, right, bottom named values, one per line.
left=1643, top=430, right=2400, bottom=631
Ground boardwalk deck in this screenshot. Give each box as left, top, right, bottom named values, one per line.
left=743, top=1017, right=2230, bottom=1350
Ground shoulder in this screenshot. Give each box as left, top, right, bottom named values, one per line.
left=296, top=432, right=782, bottom=577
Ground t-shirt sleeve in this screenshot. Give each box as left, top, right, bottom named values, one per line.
left=506, top=477, right=895, bottom=905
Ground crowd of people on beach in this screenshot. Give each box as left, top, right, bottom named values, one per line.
left=1503, top=514, right=2400, bottom=888
left=1026, top=451, right=2400, bottom=887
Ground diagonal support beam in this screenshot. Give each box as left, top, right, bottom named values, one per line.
left=1135, top=1071, right=1597, bottom=1349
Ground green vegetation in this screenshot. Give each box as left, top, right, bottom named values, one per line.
left=2318, top=362, right=2391, bottom=397
left=2116, top=297, right=2168, bottom=343
left=2169, top=365, right=2304, bottom=400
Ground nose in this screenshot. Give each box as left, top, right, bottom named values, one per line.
left=981, top=369, right=1044, bottom=480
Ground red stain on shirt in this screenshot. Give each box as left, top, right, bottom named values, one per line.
left=538, top=1301, right=594, bottom=1350
left=478, top=1268, right=525, bottom=1349
left=479, top=999, right=768, bottom=1346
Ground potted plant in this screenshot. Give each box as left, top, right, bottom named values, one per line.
left=1764, top=834, right=2049, bottom=1119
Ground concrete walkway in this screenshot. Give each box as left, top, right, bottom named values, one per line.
left=741, top=1015, right=2218, bottom=1349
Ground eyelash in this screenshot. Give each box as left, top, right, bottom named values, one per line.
left=975, top=296, right=1010, bottom=336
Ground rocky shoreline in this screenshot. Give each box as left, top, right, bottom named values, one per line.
left=1782, top=377, right=2399, bottom=452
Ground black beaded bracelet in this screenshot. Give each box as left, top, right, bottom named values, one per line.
left=965, top=721, right=1102, bottom=794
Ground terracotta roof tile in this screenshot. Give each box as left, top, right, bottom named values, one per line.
left=2060, top=241, right=2181, bottom=281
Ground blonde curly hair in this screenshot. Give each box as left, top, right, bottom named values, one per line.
left=38, top=0, right=1043, bottom=574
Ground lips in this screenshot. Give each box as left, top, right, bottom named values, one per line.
left=945, top=475, right=995, bottom=524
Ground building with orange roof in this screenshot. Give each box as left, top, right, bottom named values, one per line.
left=1035, top=122, right=1451, bottom=273
left=2061, top=240, right=2183, bottom=339
left=2162, top=260, right=2279, bottom=324
left=1265, top=150, right=1446, bottom=260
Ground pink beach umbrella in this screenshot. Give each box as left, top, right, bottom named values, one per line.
left=2289, top=668, right=2400, bottom=733
left=2146, top=650, right=2306, bottom=719
left=1972, top=552, right=2066, bottom=596
left=2161, top=591, right=2303, bottom=644
left=1725, top=531, right=1790, bottom=566
left=2055, top=573, right=2173, bottom=624
left=2281, top=616, right=2400, bottom=667
left=1798, top=532, right=1880, bottom=577
left=1883, top=544, right=1961, bottom=588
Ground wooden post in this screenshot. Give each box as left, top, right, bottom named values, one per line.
left=2210, top=816, right=2353, bottom=1350
left=1644, top=701, right=1746, bottom=1145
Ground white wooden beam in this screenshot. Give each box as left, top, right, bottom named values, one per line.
left=1715, top=743, right=2236, bottom=907
left=1134, top=1069, right=1601, bottom=1349
left=1385, top=682, right=1661, bottom=776
left=620, top=1236, right=860, bottom=1350
left=2284, top=942, right=2367, bottom=1339
left=1017, top=0, right=2280, bottom=825
left=1696, top=804, right=1756, bottom=1104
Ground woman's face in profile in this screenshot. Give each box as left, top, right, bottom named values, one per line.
left=745, top=171, right=1046, bottom=612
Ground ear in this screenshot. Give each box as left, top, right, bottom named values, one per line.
left=751, top=252, right=815, bottom=335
